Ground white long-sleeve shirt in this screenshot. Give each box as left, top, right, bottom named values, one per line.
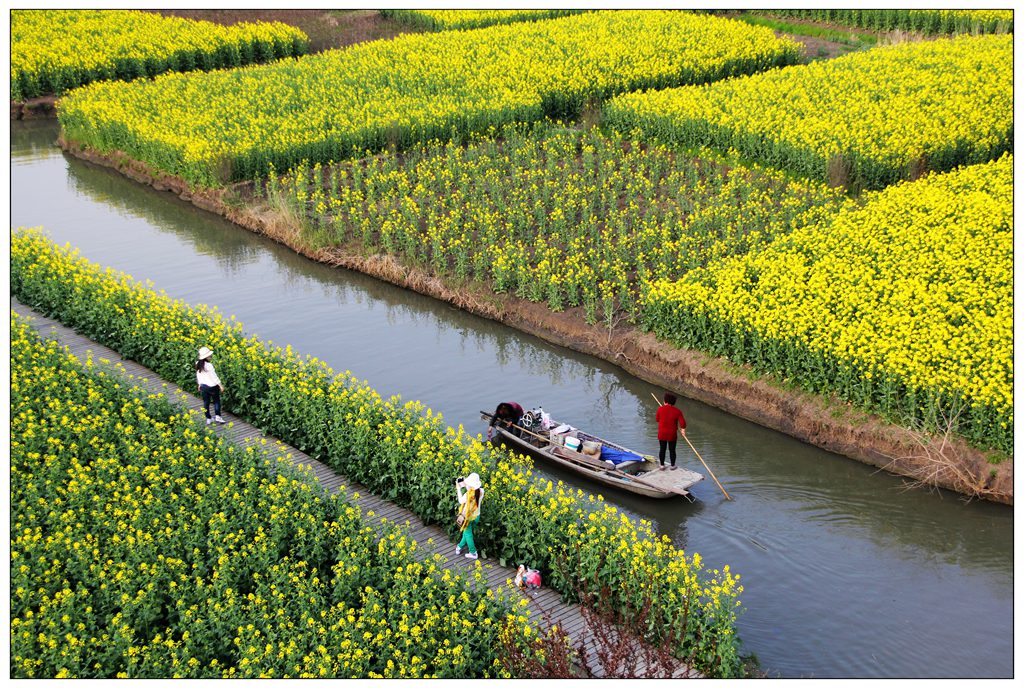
left=196, top=363, right=222, bottom=389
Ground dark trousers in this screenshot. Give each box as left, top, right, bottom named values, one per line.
left=659, top=439, right=677, bottom=466
left=200, top=384, right=221, bottom=419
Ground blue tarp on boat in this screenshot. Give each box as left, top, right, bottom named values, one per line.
left=598, top=446, right=645, bottom=465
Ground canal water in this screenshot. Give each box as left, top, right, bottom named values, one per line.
left=10, top=121, right=1013, bottom=678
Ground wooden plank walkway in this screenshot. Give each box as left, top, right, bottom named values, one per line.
left=10, top=297, right=697, bottom=678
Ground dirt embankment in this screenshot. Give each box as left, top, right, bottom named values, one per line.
left=56, top=136, right=1013, bottom=505
left=12, top=95, right=58, bottom=120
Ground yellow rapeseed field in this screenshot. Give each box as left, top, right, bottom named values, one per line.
left=57, top=10, right=799, bottom=186
left=11, top=9, right=308, bottom=100
left=10, top=313, right=532, bottom=677
left=605, top=34, right=1012, bottom=190
left=270, top=124, right=843, bottom=325
left=643, top=155, right=1013, bottom=454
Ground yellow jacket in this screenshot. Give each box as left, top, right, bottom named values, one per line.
left=458, top=486, right=483, bottom=529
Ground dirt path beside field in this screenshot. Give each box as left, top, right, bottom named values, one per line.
left=154, top=9, right=424, bottom=53
left=55, top=137, right=1014, bottom=505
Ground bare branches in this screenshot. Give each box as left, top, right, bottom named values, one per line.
left=498, top=561, right=697, bottom=678
left=880, top=400, right=1001, bottom=502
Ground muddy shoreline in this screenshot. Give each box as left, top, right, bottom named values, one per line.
left=55, top=136, right=1013, bottom=504
left=11, top=95, right=58, bottom=120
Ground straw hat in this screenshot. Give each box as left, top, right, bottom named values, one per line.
left=464, top=472, right=481, bottom=489
left=198, top=346, right=213, bottom=360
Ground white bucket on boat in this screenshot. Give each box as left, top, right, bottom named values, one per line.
left=564, top=436, right=581, bottom=451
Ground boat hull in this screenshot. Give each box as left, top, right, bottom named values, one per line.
left=488, top=421, right=702, bottom=500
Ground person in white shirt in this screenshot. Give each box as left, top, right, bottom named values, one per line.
left=196, top=346, right=226, bottom=425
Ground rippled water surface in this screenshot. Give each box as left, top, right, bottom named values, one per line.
left=10, top=121, right=1014, bottom=678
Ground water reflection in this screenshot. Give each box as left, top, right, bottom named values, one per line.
left=9, top=119, right=59, bottom=158
left=68, top=170, right=282, bottom=275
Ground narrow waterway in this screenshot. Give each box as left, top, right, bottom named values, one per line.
left=10, top=120, right=1013, bottom=678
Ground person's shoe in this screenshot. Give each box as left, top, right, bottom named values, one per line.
left=206, top=418, right=213, bottom=425
left=671, top=465, right=678, bottom=471
left=214, top=415, right=226, bottom=424
left=455, top=546, right=462, bottom=555
left=465, top=552, right=478, bottom=560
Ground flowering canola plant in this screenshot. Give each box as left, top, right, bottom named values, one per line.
left=604, top=34, right=1012, bottom=190
left=11, top=229, right=747, bottom=677
left=269, top=123, right=843, bottom=325
left=58, top=10, right=799, bottom=186
left=380, top=9, right=588, bottom=31
left=10, top=313, right=533, bottom=678
left=642, top=155, right=1013, bottom=455
left=11, top=10, right=308, bottom=101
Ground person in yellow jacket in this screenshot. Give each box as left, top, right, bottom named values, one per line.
left=454, top=472, right=484, bottom=560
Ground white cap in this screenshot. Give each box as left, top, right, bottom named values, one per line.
left=198, top=346, right=213, bottom=360
left=464, top=472, right=481, bottom=489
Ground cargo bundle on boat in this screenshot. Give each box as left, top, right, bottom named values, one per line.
left=481, top=407, right=704, bottom=500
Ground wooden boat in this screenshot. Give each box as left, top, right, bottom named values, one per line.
left=481, top=409, right=704, bottom=500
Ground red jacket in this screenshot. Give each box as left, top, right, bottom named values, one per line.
left=656, top=404, right=686, bottom=441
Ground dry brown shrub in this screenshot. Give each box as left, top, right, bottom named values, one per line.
left=498, top=575, right=696, bottom=678
left=880, top=403, right=1003, bottom=502
left=826, top=153, right=852, bottom=188
left=906, top=153, right=929, bottom=181
left=256, top=186, right=306, bottom=247
left=879, top=29, right=926, bottom=46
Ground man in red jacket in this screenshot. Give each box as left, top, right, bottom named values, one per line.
left=655, top=392, right=686, bottom=470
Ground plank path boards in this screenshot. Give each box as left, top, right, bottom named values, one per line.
left=10, top=297, right=696, bottom=678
